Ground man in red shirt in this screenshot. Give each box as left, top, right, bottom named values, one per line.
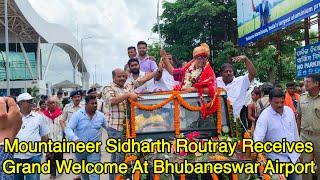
left=43, top=97, right=63, bottom=179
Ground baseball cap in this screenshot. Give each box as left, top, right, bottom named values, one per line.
left=17, top=93, right=34, bottom=102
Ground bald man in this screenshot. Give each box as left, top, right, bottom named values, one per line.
left=0, top=97, right=22, bottom=179
left=102, top=68, right=138, bottom=180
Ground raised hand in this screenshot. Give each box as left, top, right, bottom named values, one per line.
left=231, top=55, right=249, bottom=63
left=160, top=49, right=167, bottom=58
left=0, top=97, right=22, bottom=143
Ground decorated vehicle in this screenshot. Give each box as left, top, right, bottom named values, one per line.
left=118, top=89, right=276, bottom=180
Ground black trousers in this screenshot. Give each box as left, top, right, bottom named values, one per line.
left=48, top=152, right=64, bottom=177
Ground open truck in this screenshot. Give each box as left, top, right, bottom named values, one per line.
left=119, top=89, right=271, bottom=180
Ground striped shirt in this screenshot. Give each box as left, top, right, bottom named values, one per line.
left=102, top=82, right=130, bottom=131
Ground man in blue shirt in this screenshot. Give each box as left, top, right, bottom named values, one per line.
left=252, top=0, right=271, bottom=27
left=65, top=95, right=108, bottom=180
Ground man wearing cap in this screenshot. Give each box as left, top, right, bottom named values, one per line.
left=59, top=90, right=83, bottom=131
left=59, top=90, right=82, bottom=180
left=14, top=93, right=50, bottom=180
left=0, top=97, right=22, bottom=180
left=298, top=73, right=320, bottom=180
left=54, top=90, right=64, bottom=109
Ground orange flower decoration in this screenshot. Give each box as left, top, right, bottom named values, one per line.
left=211, top=173, right=219, bottom=180
left=124, top=155, right=137, bottom=164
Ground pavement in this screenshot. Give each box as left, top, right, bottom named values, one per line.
left=40, top=132, right=110, bottom=180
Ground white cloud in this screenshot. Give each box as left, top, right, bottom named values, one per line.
left=28, top=0, right=161, bottom=87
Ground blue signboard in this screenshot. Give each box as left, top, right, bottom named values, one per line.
left=237, top=0, right=320, bottom=46
left=296, top=42, right=320, bottom=78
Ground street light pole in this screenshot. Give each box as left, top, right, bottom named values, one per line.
left=80, top=36, right=110, bottom=89
left=4, top=0, right=10, bottom=96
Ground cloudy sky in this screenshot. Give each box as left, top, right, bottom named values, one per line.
left=28, top=0, right=165, bottom=86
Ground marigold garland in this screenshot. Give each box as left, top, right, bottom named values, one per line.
left=134, top=170, right=140, bottom=180
left=126, top=119, right=131, bottom=139
left=154, top=174, right=160, bottom=180
left=180, top=174, right=186, bottom=180
left=174, top=98, right=180, bottom=137
left=116, top=175, right=125, bottom=180
left=232, top=173, right=238, bottom=180
left=131, top=103, right=136, bottom=138
left=129, top=90, right=225, bottom=138
left=129, top=95, right=175, bottom=111
left=216, top=94, right=222, bottom=134
left=124, top=155, right=137, bottom=164
left=129, top=91, right=219, bottom=112
left=211, top=173, right=219, bottom=180
left=257, top=153, right=271, bottom=180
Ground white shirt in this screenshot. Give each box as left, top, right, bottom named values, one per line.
left=217, top=74, right=251, bottom=117
left=14, top=112, right=50, bottom=159
left=125, top=71, right=151, bottom=93
left=254, top=106, right=300, bottom=163
left=149, top=69, right=180, bottom=92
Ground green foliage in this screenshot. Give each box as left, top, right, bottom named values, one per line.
left=148, top=43, right=161, bottom=64
left=154, top=0, right=306, bottom=84
left=27, top=86, right=39, bottom=98
left=154, top=0, right=237, bottom=62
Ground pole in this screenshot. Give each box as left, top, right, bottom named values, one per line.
left=157, top=0, right=163, bottom=49
left=318, top=13, right=320, bottom=42
left=304, top=18, right=310, bottom=45
left=81, top=39, right=84, bottom=89
left=5, top=0, right=10, bottom=96
left=94, top=64, right=97, bottom=85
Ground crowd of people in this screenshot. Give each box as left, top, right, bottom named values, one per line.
left=0, top=40, right=319, bottom=180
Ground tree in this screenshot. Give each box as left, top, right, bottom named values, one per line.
left=27, top=86, right=39, bottom=97
left=147, top=42, right=161, bottom=63
left=154, top=0, right=237, bottom=63
left=155, top=0, right=305, bottom=84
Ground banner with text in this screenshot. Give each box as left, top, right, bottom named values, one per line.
left=237, top=0, right=320, bottom=46
left=296, top=42, right=320, bottom=78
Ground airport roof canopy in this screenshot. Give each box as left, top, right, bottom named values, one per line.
left=0, top=0, right=87, bottom=73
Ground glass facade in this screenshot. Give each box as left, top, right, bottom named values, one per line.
left=0, top=51, right=37, bottom=81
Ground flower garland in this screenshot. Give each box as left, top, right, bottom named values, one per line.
left=174, top=98, right=180, bottom=137
left=134, top=170, right=140, bottom=180
left=116, top=175, right=125, bottom=180
left=211, top=173, right=219, bottom=180
left=216, top=94, right=222, bottom=134
left=257, top=153, right=271, bottom=180
left=124, top=155, right=137, bottom=164
left=129, top=95, right=175, bottom=111
left=129, top=91, right=218, bottom=112
left=126, top=119, right=131, bottom=139
left=131, top=103, right=136, bottom=138
left=154, top=174, right=160, bottom=180
left=232, top=173, right=238, bottom=180
left=182, top=62, right=203, bottom=89
left=129, top=90, right=225, bottom=138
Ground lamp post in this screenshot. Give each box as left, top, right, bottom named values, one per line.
left=80, top=36, right=110, bottom=89
left=4, top=0, right=10, bottom=96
